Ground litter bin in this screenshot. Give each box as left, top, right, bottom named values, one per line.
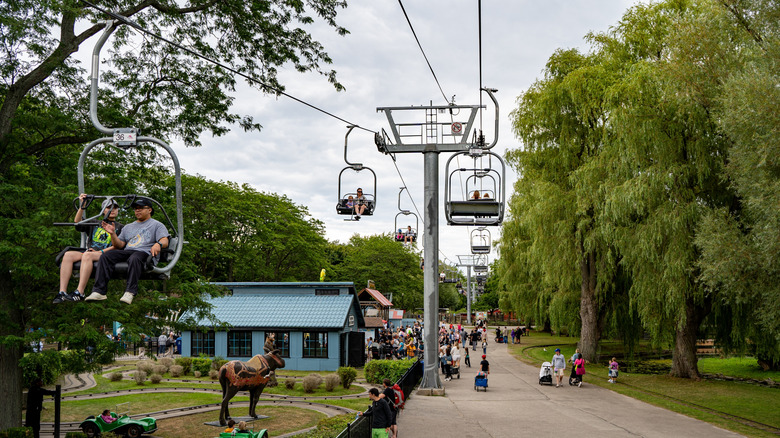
left=175, top=337, right=182, bottom=355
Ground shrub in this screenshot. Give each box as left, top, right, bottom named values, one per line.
left=136, top=360, right=154, bottom=375
left=109, top=372, right=124, bottom=382
left=324, top=374, right=340, bottom=392
left=194, top=371, right=202, bottom=378
left=175, top=357, right=192, bottom=375
left=159, top=357, right=174, bottom=370
left=211, top=356, right=229, bottom=370
left=284, top=378, right=296, bottom=390
left=19, top=350, right=62, bottom=388
left=192, top=357, right=212, bottom=376
left=152, top=365, right=167, bottom=375
left=65, top=432, right=88, bottom=438
left=169, top=365, right=184, bottom=378
left=302, top=374, right=322, bottom=393
left=0, top=427, right=34, bottom=437
left=364, top=359, right=416, bottom=384
left=149, top=373, right=163, bottom=384
left=295, top=414, right=353, bottom=438
left=337, top=366, right=357, bottom=389
left=133, top=370, right=147, bottom=385
left=209, top=369, right=219, bottom=380
left=267, top=372, right=278, bottom=387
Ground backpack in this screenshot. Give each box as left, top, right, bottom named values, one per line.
left=392, top=383, right=405, bottom=411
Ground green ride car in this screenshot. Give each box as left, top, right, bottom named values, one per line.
left=215, top=430, right=269, bottom=438
left=79, top=411, right=157, bottom=437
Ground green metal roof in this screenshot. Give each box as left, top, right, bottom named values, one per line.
left=190, top=294, right=361, bottom=329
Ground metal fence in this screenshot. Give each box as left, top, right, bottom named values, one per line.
left=336, top=358, right=423, bottom=438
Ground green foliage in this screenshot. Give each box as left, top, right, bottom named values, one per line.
left=191, top=357, right=212, bottom=376
left=284, top=378, right=296, bottom=390
left=149, top=373, right=163, bottom=384
left=133, top=371, right=147, bottom=385
left=109, top=372, right=123, bottom=382
left=19, top=351, right=61, bottom=388
left=174, top=357, right=192, bottom=375
left=296, top=414, right=354, bottom=438
left=136, top=361, right=154, bottom=375
left=0, top=428, right=33, bottom=438
left=328, top=234, right=423, bottom=310
left=337, top=366, right=357, bottom=389
left=302, top=374, right=321, bottom=393
left=211, top=356, right=228, bottom=370
left=364, top=359, right=416, bottom=384
left=64, top=433, right=88, bottom=438
left=169, top=365, right=184, bottom=378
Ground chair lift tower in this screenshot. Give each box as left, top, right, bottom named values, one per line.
left=376, top=88, right=502, bottom=391
left=457, top=254, right=488, bottom=325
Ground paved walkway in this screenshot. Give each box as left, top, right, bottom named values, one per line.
left=397, top=341, right=742, bottom=437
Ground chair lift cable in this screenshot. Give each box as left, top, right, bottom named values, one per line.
left=80, top=0, right=377, bottom=135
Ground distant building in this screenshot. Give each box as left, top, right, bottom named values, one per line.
left=181, top=282, right=366, bottom=370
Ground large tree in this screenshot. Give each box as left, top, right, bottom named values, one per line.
left=0, top=0, right=348, bottom=428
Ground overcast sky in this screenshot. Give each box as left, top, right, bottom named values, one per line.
left=161, top=0, right=640, bottom=273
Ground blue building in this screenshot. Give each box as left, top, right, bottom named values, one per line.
left=181, top=282, right=366, bottom=371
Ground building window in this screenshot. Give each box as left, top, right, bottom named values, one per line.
left=302, top=332, right=328, bottom=358
left=315, top=289, right=339, bottom=296
left=265, top=331, right=290, bottom=357
left=191, top=331, right=215, bottom=356
left=228, top=331, right=252, bottom=357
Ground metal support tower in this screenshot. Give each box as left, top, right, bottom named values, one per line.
left=419, top=151, right=441, bottom=390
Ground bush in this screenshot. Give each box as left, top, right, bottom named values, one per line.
left=302, top=374, right=322, bottom=393
left=133, top=370, right=147, bottom=385
left=136, top=360, right=154, bottom=375
left=295, top=414, right=353, bottom=438
left=194, top=371, right=202, bottom=378
left=109, top=372, right=124, bottom=382
left=152, top=365, right=167, bottom=375
left=65, top=432, right=88, bottom=438
left=159, top=357, right=174, bottom=370
left=364, top=359, right=416, bottom=384
left=337, top=366, right=357, bottom=389
left=209, top=369, right=219, bottom=380
left=284, top=378, right=296, bottom=390
left=175, top=357, right=192, bottom=375
left=192, top=357, right=212, bottom=376
left=211, top=356, right=229, bottom=370
left=324, top=374, right=340, bottom=392
left=149, top=373, right=163, bottom=384
left=169, top=365, right=184, bottom=378
left=267, top=372, right=278, bottom=387
left=0, top=427, right=34, bottom=437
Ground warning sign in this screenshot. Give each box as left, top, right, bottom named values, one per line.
left=451, top=122, right=463, bottom=134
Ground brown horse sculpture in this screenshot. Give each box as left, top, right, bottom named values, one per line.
left=218, top=349, right=286, bottom=426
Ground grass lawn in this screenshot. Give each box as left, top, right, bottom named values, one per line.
left=41, top=393, right=248, bottom=422
left=697, top=357, right=780, bottom=381
left=154, top=406, right=324, bottom=438
left=508, top=333, right=780, bottom=437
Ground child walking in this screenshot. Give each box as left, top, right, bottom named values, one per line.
left=609, top=357, right=619, bottom=383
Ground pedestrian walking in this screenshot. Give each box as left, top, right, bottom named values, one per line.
left=609, top=357, right=619, bottom=383
left=482, top=340, right=487, bottom=355
left=157, top=333, right=167, bottom=356
left=551, top=348, right=566, bottom=387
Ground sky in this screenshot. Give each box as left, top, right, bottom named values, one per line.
left=157, top=0, right=640, bottom=274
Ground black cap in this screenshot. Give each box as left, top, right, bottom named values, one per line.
left=130, top=197, right=154, bottom=212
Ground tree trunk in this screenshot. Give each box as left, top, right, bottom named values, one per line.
left=0, top=270, right=23, bottom=430
left=578, top=247, right=601, bottom=362
left=670, top=296, right=709, bottom=379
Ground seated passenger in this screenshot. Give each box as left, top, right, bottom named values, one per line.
left=224, top=419, right=236, bottom=433
left=346, top=195, right=355, bottom=209
left=483, top=193, right=492, bottom=199
left=53, top=195, right=123, bottom=304
left=396, top=229, right=404, bottom=241
left=471, top=190, right=481, bottom=200
left=100, top=409, right=116, bottom=424
left=237, top=421, right=250, bottom=433
left=354, top=188, right=367, bottom=217
left=404, top=226, right=415, bottom=243
left=84, top=197, right=170, bottom=305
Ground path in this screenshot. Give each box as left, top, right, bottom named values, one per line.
left=397, top=341, right=742, bottom=437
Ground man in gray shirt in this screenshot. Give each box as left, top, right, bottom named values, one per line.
left=551, top=348, right=566, bottom=387
left=86, top=197, right=169, bottom=305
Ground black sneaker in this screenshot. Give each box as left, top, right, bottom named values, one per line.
left=52, top=291, right=68, bottom=304
left=63, top=291, right=85, bottom=302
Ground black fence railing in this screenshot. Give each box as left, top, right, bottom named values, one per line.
left=336, top=358, right=423, bottom=438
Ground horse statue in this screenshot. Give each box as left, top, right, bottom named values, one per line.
left=218, top=349, right=286, bottom=426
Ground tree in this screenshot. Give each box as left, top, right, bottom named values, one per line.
left=329, top=234, right=423, bottom=311
left=0, top=0, right=349, bottom=428
left=503, top=47, right=617, bottom=361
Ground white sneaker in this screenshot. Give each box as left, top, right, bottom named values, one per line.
left=120, top=292, right=134, bottom=304
left=578, top=382, right=582, bottom=388
left=85, top=292, right=107, bottom=301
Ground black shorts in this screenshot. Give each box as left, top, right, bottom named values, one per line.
left=390, top=409, right=397, bottom=425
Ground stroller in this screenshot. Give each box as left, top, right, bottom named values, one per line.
left=539, top=362, right=553, bottom=385
left=474, top=371, right=488, bottom=391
